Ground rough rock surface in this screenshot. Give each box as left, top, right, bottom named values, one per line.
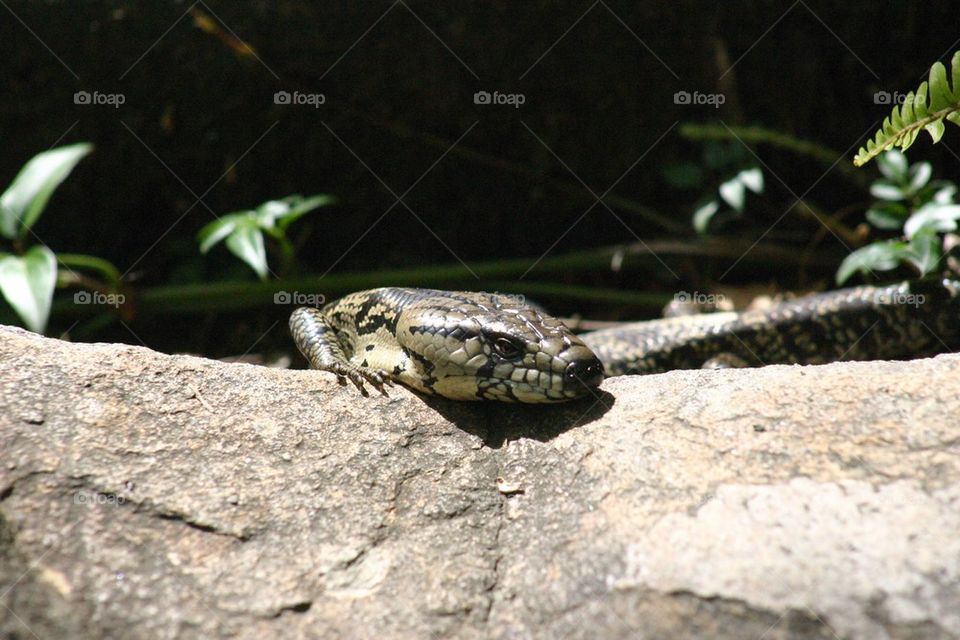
left=1, top=324, right=959, bottom=640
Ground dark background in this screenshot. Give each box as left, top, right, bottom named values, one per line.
left=2, top=1, right=958, bottom=357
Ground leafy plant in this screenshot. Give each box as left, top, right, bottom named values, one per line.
left=837, top=150, right=960, bottom=284
left=663, top=140, right=765, bottom=234
left=197, top=193, right=335, bottom=279
left=0, top=246, right=57, bottom=333
left=692, top=167, right=764, bottom=234
left=854, top=51, right=960, bottom=167
left=0, top=143, right=119, bottom=333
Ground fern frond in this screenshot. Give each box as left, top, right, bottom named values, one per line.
left=854, top=51, right=960, bottom=167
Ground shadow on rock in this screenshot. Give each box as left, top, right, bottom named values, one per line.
left=421, top=390, right=615, bottom=448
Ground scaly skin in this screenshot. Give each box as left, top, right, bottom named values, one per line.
left=289, top=288, right=604, bottom=402
left=291, top=280, right=960, bottom=402
left=582, top=279, right=960, bottom=375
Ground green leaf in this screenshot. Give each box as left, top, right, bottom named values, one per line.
left=914, top=81, right=930, bottom=119
left=199, top=194, right=334, bottom=277
left=876, top=150, right=907, bottom=181
left=737, top=167, right=764, bottom=194
left=854, top=53, right=960, bottom=166
left=952, top=50, right=960, bottom=98
left=904, top=228, right=941, bottom=275
left=865, top=202, right=908, bottom=230
left=836, top=240, right=908, bottom=285
left=916, top=179, right=959, bottom=206
left=0, top=245, right=57, bottom=332
left=692, top=200, right=720, bottom=234
left=930, top=182, right=957, bottom=204
left=56, top=253, right=122, bottom=288
left=907, top=162, right=932, bottom=193
left=719, top=177, right=746, bottom=211
left=251, top=194, right=334, bottom=230
left=254, top=200, right=290, bottom=226
left=0, top=143, right=93, bottom=239
left=903, top=203, right=960, bottom=238
left=928, top=61, right=953, bottom=110
left=925, top=119, right=946, bottom=144
left=224, top=222, right=268, bottom=280
left=276, top=194, right=335, bottom=230
left=869, top=180, right=905, bottom=201
left=197, top=214, right=244, bottom=253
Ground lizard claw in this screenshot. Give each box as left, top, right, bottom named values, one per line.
left=358, top=368, right=391, bottom=397
left=330, top=363, right=390, bottom=397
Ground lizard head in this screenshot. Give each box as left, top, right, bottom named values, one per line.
left=395, top=291, right=604, bottom=402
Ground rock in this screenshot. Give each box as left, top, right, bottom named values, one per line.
left=1, top=324, right=958, bottom=640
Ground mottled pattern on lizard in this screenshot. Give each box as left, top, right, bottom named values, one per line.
left=290, top=280, right=960, bottom=402
left=583, top=280, right=960, bottom=376
left=290, top=288, right=604, bottom=402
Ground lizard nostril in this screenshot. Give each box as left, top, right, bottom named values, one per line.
left=564, top=358, right=605, bottom=389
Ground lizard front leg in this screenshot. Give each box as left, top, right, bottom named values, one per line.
left=289, top=307, right=392, bottom=396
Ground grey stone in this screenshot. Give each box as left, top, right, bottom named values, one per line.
left=1, top=324, right=958, bottom=639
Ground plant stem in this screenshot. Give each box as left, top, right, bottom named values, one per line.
left=57, top=253, right=123, bottom=289
left=118, top=238, right=821, bottom=314
left=680, top=122, right=868, bottom=187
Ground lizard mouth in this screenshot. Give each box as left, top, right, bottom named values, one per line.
left=466, top=356, right=604, bottom=403
left=425, top=360, right=605, bottom=402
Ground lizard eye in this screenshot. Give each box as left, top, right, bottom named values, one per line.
left=492, top=336, right=524, bottom=360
